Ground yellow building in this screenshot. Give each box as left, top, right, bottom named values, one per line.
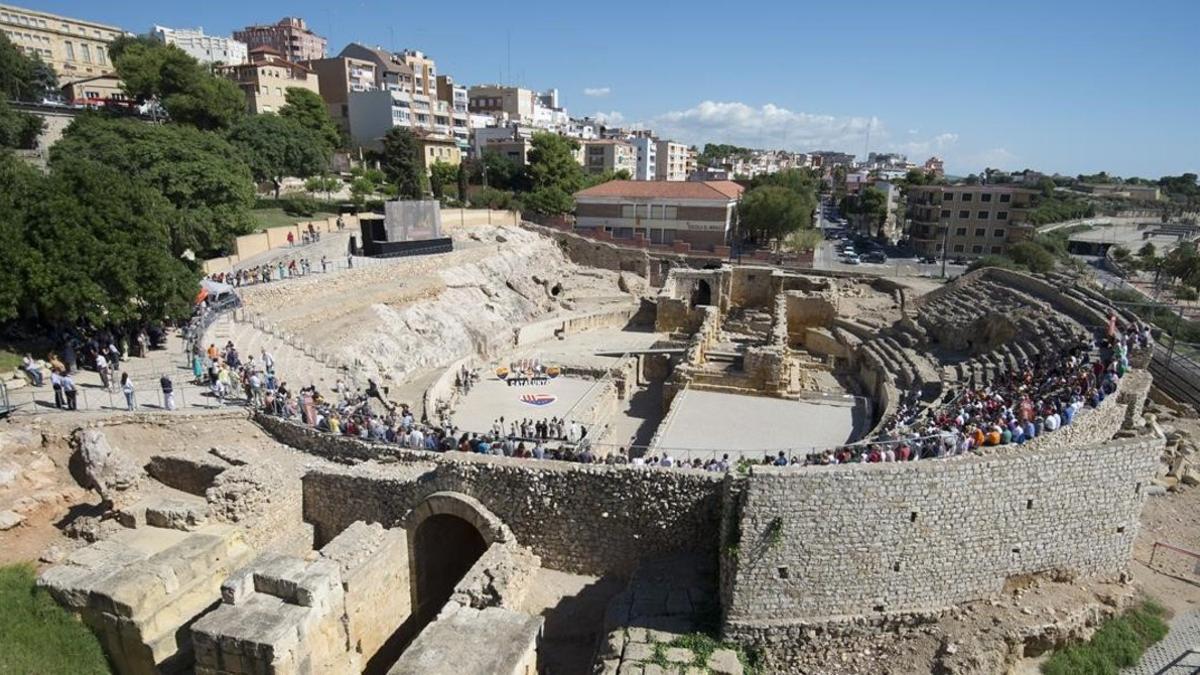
left=219, top=46, right=320, bottom=114
left=415, top=133, right=461, bottom=172
left=0, top=3, right=125, bottom=85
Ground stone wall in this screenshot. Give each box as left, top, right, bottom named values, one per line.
left=192, top=521, right=409, bottom=675
left=301, top=455, right=726, bottom=576
left=722, top=435, right=1162, bottom=635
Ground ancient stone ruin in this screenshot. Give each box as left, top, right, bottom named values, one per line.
left=35, top=223, right=1168, bottom=674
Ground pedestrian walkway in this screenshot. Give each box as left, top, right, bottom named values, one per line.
left=6, top=329, right=245, bottom=415
left=1123, top=610, right=1200, bottom=675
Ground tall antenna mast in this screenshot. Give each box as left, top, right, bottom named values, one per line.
left=863, top=118, right=872, bottom=160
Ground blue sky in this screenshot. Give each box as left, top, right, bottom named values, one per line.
left=31, top=0, right=1199, bottom=177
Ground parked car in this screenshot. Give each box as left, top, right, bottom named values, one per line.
left=919, top=255, right=938, bottom=264
left=843, top=253, right=861, bottom=265
left=864, top=251, right=887, bottom=263
left=951, top=255, right=968, bottom=265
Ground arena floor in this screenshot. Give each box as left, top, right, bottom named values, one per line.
left=651, top=389, right=870, bottom=460
left=451, top=375, right=612, bottom=436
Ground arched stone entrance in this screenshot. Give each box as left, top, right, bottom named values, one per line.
left=401, top=492, right=511, bottom=624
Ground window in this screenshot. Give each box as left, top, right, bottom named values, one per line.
left=81, top=44, right=91, bottom=63
left=1000, top=193, right=1011, bottom=203
left=942, top=192, right=954, bottom=201
left=981, top=193, right=993, bottom=202
left=961, top=193, right=973, bottom=202
left=977, top=211, right=989, bottom=219
left=64, top=41, right=74, bottom=61
left=941, top=209, right=951, bottom=218
left=997, top=211, right=1009, bottom=220
left=974, top=228, right=986, bottom=237
left=953, top=244, right=965, bottom=253
left=972, top=245, right=983, bottom=254
left=993, top=229, right=1006, bottom=238
left=958, top=210, right=969, bottom=219
left=991, top=246, right=1002, bottom=254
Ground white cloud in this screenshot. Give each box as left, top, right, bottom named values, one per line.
left=894, top=132, right=959, bottom=158
left=650, top=101, right=877, bottom=151
left=591, top=110, right=625, bottom=125
left=583, top=87, right=611, bottom=97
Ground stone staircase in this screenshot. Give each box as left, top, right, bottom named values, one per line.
left=206, top=312, right=354, bottom=391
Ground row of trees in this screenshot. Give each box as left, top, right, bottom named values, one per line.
left=0, top=34, right=352, bottom=329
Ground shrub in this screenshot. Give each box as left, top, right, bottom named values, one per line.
left=1041, top=601, right=1167, bottom=675
left=279, top=194, right=319, bottom=217
left=1009, top=240, right=1058, bottom=273
left=0, top=564, right=110, bottom=674
left=967, top=255, right=1023, bottom=272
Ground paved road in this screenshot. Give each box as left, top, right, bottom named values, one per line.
left=1122, top=609, right=1200, bottom=675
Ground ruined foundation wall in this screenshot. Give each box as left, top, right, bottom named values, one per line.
left=722, top=435, right=1162, bottom=637
left=302, top=456, right=725, bottom=576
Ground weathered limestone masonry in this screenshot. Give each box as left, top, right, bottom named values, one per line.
left=721, top=435, right=1163, bottom=654
left=191, top=521, right=409, bottom=675
left=39, top=523, right=255, bottom=675
left=299, top=453, right=725, bottom=576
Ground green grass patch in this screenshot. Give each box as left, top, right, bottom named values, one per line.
left=249, top=207, right=335, bottom=231
left=0, top=564, right=111, bottom=674
left=0, top=347, right=23, bottom=372
left=1041, top=601, right=1168, bottom=675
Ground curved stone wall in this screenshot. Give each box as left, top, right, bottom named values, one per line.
left=720, top=434, right=1161, bottom=632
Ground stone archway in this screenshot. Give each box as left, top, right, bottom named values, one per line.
left=402, top=492, right=511, bottom=624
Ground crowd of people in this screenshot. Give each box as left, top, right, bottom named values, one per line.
left=18, top=325, right=172, bottom=412
left=776, top=315, right=1153, bottom=467
left=206, top=255, right=334, bottom=289
left=193, top=342, right=276, bottom=409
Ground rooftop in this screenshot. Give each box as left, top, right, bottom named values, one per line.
left=575, top=180, right=745, bottom=201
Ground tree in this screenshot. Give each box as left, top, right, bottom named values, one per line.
left=855, top=186, right=890, bottom=238
left=0, top=153, right=38, bottom=321
left=7, top=154, right=196, bottom=326
left=964, top=173, right=981, bottom=185
left=52, top=115, right=255, bottom=257
left=379, top=127, right=426, bottom=199
left=227, top=114, right=329, bottom=198
left=1007, top=240, right=1057, bottom=273
left=0, top=99, right=44, bottom=149
left=738, top=186, right=813, bottom=247
left=279, top=87, right=340, bottom=151
left=110, top=36, right=244, bottom=130
left=523, top=132, right=584, bottom=215
left=1037, top=176, right=1057, bottom=198
left=429, top=161, right=459, bottom=200
left=526, top=133, right=584, bottom=192
left=474, top=151, right=521, bottom=190
left=457, top=162, right=469, bottom=204
left=304, top=173, right=341, bottom=200
left=0, top=33, right=56, bottom=101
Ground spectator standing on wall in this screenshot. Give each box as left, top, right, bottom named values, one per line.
left=160, top=375, right=175, bottom=411
left=121, top=372, right=135, bottom=411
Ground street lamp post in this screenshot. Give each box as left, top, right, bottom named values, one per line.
left=940, top=223, right=949, bottom=279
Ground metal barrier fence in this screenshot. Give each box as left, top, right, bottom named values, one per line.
left=4, top=374, right=252, bottom=415
left=1149, top=541, right=1200, bottom=582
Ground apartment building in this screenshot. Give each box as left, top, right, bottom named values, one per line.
left=467, top=84, right=567, bottom=130
left=574, top=180, right=745, bottom=249
left=628, top=137, right=657, bottom=181
left=150, top=25, right=247, bottom=64
left=582, top=139, right=637, bottom=176
left=906, top=185, right=1036, bottom=258
left=399, top=49, right=436, bottom=98
left=435, top=75, right=469, bottom=147
left=655, top=140, right=690, bottom=181
left=234, top=17, right=325, bottom=63
left=219, top=46, right=320, bottom=114
left=0, top=3, right=123, bottom=84
left=338, top=43, right=415, bottom=92
left=923, top=156, right=945, bottom=178
left=304, top=55, right=376, bottom=134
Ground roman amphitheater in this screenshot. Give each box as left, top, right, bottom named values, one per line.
left=4, top=212, right=1200, bottom=675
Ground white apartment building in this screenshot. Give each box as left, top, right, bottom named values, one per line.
left=150, top=25, right=247, bottom=64
left=629, top=137, right=658, bottom=181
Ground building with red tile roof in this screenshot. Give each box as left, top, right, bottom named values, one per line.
left=573, top=180, right=745, bottom=250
